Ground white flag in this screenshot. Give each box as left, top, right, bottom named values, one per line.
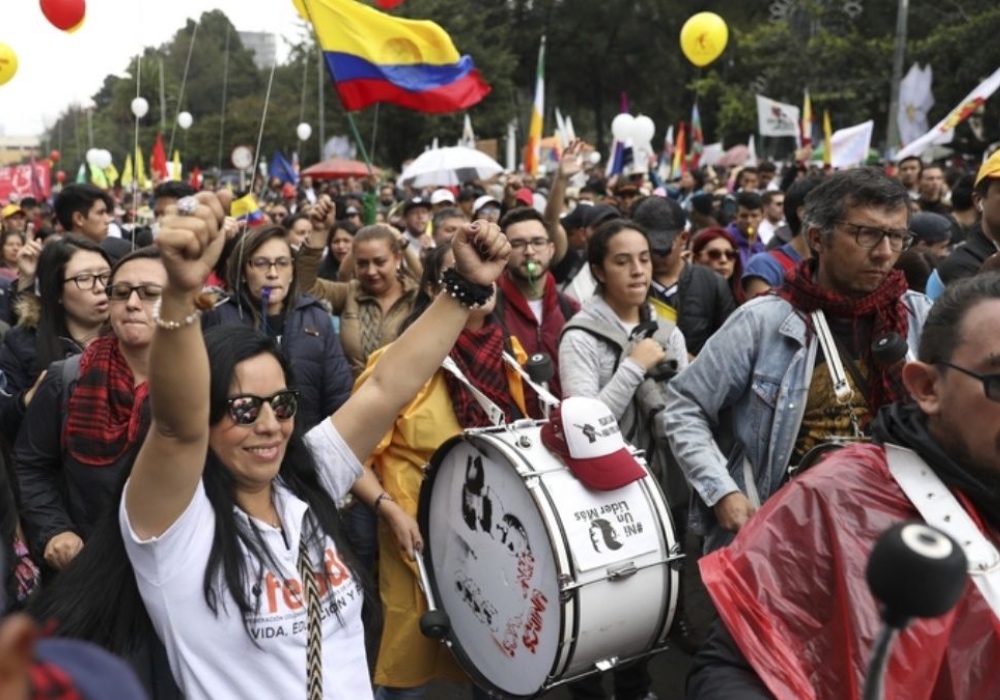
left=460, top=114, right=476, bottom=148
left=897, top=64, right=935, bottom=147
left=756, top=95, right=801, bottom=138
left=565, top=115, right=577, bottom=142
left=746, top=135, right=759, bottom=167
left=896, top=63, right=1000, bottom=160
left=830, top=120, right=874, bottom=169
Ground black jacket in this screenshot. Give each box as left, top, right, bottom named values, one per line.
left=937, top=221, right=996, bottom=285
left=14, top=359, right=146, bottom=557
left=202, top=294, right=353, bottom=431
left=675, top=263, right=737, bottom=356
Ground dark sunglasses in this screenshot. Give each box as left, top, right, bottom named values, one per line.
left=704, top=248, right=738, bottom=261
left=937, top=362, right=1000, bottom=403
left=106, top=283, right=164, bottom=302
left=226, top=390, right=300, bottom=426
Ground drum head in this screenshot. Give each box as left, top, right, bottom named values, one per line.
left=419, top=434, right=561, bottom=698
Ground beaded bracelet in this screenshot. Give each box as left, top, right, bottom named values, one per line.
left=373, top=492, right=396, bottom=516
left=152, top=297, right=202, bottom=331
left=440, top=268, right=494, bottom=309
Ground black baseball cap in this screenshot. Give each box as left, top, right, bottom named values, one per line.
left=632, top=196, right=686, bottom=252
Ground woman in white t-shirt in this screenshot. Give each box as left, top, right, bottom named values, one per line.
left=117, top=192, right=511, bottom=700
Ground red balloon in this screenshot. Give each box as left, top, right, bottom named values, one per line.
left=49, top=149, right=60, bottom=162
left=56, top=170, right=66, bottom=183
left=40, top=0, right=86, bottom=32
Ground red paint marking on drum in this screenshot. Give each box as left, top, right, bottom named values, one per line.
left=521, top=589, right=548, bottom=654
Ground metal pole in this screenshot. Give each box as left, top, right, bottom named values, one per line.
left=885, top=0, right=910, bottom=154
left=317, top=47, right=325, bottom=162
left=159, top=56, right=167, bottom=133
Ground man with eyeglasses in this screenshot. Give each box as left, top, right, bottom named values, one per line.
left=687, top=272, right=1000, bottom=700
left=665, top=167, right=931, bottom=553
left=495, top=207, right=579, bottom=405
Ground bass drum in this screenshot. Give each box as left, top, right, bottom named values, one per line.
left=418, top=422, right=680, bottom=698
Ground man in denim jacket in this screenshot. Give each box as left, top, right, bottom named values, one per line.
left=665, top=168, right=931, bottom=552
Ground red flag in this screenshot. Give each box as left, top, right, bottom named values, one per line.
left=375, top=0, right=405, bottom=8
left=150, top=133, right=169, bottom=181
left=189, top=165, right=202, bottom=190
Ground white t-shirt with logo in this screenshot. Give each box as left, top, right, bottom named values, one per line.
left=119, top=420, right=370, bottom=700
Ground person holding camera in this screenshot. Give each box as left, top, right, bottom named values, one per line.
left=557, top=217, right=688, bottom=700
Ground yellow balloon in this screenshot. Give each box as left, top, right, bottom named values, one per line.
left=680, top=12, right=729, bottom=68
left=0, top=43, right=17, bottom=87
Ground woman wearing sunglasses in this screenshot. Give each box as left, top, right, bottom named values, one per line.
left=202, top=225, right=353, bottom=433
left=114, top=193, right=509, bottom=700
left=14, top=247, right=165, bottom=575
left=691, top=227, right=746, bottom=304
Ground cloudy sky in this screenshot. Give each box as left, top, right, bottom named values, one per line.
left=0, top=0, right=305, bottom=136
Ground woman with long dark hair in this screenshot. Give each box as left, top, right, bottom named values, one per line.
left=317, top=219, right=359, bottom=282
left=114, top=192, right=508, bottom=699
left=0, top=235, right=111, bottom=442
left=202, top=225, right=352, bottom=431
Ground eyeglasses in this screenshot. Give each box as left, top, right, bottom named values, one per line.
left=835, top=221, right=914, bottom=252
left=704, top=249, right=738, bottom=261
left=508, top=237, right=551, bottom=251
left=937, top=362, right=1000, bottom=403
left=64, top=271, right=111, bottom=291
left=226, top=390, right=300, bottom=426
left=106, top=283, right=164, bottom=302
left=249, top=257, right=292, bottom=271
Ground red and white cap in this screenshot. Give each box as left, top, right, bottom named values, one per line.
left=541, top=396, right=646, bottom=491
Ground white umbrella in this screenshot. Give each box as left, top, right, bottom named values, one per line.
left=400, top=146, right=504, bottom=187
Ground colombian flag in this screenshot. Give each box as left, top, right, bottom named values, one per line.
left=296, top=0, right=491, bottom=113
left=232, top=193, right=266, bottom=228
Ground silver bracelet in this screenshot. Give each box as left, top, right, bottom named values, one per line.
left=152, top=297, right=202, bottom=331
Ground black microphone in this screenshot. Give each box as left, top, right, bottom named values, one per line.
left=871, top=332, right=910, bottom=367
left=862, top=522, right=967, bottom=700
left=525, top=353, right=554, bottom=384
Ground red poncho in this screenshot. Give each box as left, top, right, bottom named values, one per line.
left=700, top=443, right=1000, bottom=700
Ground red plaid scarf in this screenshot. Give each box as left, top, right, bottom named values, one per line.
left=29, top=661, right=81, bottom=700
left=778, top=259, right=909, bottom=412
left=444, top=322, right=515, bottom=428
left=64, top=336, right=150, bottom=467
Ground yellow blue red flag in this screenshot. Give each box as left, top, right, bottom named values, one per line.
left=231, top=193, right=266, bottom=227
left=297, top=0, right=491, bottom=113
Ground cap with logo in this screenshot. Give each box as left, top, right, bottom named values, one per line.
left=403, top=197, right=432, bottom=214
left=540, top=396, right=647, bottom=491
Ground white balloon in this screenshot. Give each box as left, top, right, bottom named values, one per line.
left=95, top=149, right=113, bottom=169
left=588, top=151, right=602, bottom=165
left=177, top=111, right=193, bottom=130
left=611, top=113, right=635, bottom=142
left=130, top=97, right=149, bottom=119
left=633, top=115, right=656, bottom=143
left=296, top=122, right=312, bottom=141
left=86, top=148, right=99, bottom=166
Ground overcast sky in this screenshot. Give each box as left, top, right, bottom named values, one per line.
left=0, top=0, right=304, bottom=137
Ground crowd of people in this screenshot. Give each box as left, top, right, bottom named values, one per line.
left=0, top=139, right=998, bottom=699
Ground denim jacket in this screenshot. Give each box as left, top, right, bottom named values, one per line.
left=663, top=291, right=931, bottom=548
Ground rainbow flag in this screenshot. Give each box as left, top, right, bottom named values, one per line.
left=298, top=0, right=490, bottom=113
left=671, top=121, right=687, bottom=180
left=690, top=103, right=704, bottom=168
left=231, top=193, right=266, bottom=227
left=525, top=36, right=545, bottom=176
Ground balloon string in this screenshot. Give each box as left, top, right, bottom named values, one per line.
left=249, top=38, right=279, bottom=198
left=132, top=45, right=142, bottom=249
left=168, top=20, right=200, bottom=158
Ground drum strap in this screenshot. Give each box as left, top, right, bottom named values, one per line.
left=886, top=443, right=1000, bottom=619
left=442, top=356, right=507, bottom=426
left=501, top=351, right=560, bottom=410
